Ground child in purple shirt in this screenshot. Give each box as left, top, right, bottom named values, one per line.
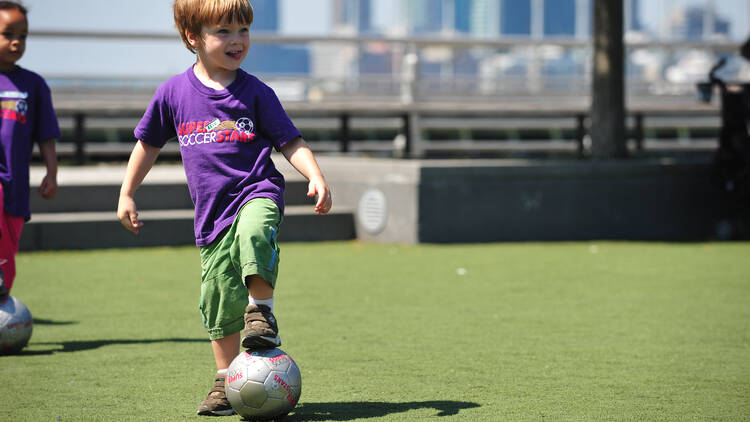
left=117, top=0, right=331, bottom=416
left=0, top=1, right=59, bottom=297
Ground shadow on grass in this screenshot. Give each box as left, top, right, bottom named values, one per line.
left=284, top=400, right=481, bottom=421
left=21, top=337, right=206, bottom=355
left=33, top=318, right=78, bottom=326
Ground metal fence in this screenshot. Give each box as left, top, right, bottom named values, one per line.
left=31, top=31, right=737, bottom=161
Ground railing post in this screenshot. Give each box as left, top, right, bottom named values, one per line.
left=339, top=113, right=350, bottom=154
left=576, top=113, right=586, bottom=157
left=402, top=113, right=412, bottom=158
left=74, top=113, right=86, bottom=165
left=634, top=113, right=644, bottom=151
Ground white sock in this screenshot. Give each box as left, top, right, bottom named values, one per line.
left=217, top=368, right=228, bottom=376
left=248, top=296, right=274, bottom=313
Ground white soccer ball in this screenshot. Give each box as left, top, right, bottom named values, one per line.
left=226, top=348, right=301, bottom=420
left=0, top=295, right=33, bottom=354
left=15, top=100, right=27, bottom=115
left=235, top=117, right=254, bottom=134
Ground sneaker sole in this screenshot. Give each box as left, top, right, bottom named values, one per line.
left=241, top=334, right=281, bottom=349
left=197, top=408, right=236, bottom=416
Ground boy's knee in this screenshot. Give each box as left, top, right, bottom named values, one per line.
left=245, top=274, right=270, bottom=289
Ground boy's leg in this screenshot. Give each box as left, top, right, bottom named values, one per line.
left=242, top=274, right=280, bottom=349
left=0, top=183, right=23, bottom=293
left=211, top=331, right=241, bottom=369
left=196, top=299, right=243, bottom=416
left=196, top=372, right=234, bottom=416
left=0, top=218, right=23, bottom=293
left=247, top=274, right=274, bottom=300
left=234, top=198, right=282, bottom=349
left=198, top=225, right=247, bottom=416
left=196, top=332, right=240, bottom=416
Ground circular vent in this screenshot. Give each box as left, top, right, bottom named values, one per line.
left=357, top=189, right=388, bottom=234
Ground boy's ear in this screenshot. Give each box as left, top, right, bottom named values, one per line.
left=186, top=29, right=201, bottom=48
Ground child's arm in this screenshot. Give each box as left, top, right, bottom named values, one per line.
left=280, top=137, right=332, bottom=215
left=37, top=138, right=58, bottom=200
left=117, top=140, right=161, bottom=234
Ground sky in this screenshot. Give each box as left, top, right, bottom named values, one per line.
left=16, top=0, right=750, bottom=79
left=22, top=0, right=331, bottom=34
left=640, top=0, right=750, bottom=40
left=21, top=0, right=750, bottom=36
left=21, top=0, right=189, bottom=77
left=19, top=0, right=334, bottom=78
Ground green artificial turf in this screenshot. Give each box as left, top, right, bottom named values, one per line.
left=1, top=242, right=748, bottom=421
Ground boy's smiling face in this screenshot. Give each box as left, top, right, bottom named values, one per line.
left=0, top=8, right=27, bottom=71
left=188, top=18, right=250, bottom=78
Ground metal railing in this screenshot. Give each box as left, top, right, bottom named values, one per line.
left=32, top=30, right=732, bottom=161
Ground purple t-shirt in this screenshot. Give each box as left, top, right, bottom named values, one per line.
left=135, top=68, right=301, bottom=246
left=0, top=66, right=61, bottom=220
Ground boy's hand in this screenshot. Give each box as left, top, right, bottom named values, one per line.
left=39, top=173, right=57, bottom=200
left=117, top=195, right=144, bottom=234
left=307, top=177, right=332, bottom=215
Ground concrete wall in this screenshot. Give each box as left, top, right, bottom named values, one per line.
left=26, top=157, right=747, bottom=250
left=305, top=156, right=748, bottom=243
left=304, top=157, right=422, bottom=243
left=418, top=159, right=746, bottom=242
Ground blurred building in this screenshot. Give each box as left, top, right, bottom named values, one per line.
left=501, top=0, right=529, bottom=36
left=333, top=0, right=373, bottom=33
left=405, top=0, right=444, bottom=34
left=668, top=5, right=730, bottom=40
left=337, top=0, right=393, bottom=75
left=243, top=0, right=310, bottom=74
left=240, top=0, right=740, bottom=98
left=250, top=0, right=279, bottom=31
left=455, top=0, right=472, bottom=33
left=544, top=0, right=575, bottom=36
left=626, top=0, right=642, bottom=31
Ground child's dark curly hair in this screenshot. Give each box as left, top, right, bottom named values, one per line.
left=0, top=1, right=27, bottom=17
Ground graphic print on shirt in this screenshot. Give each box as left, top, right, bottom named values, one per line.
left=177, top=117, right=256, bottom=147
left=0, top=90, right=28, bottom=124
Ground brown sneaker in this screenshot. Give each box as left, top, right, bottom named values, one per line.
left=241, top=304, right=281, bottom=349
left=196, top=373, right=235, bottom=416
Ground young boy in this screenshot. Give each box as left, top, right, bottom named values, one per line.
left=117, top=0, right=331, bottom=416
left=0, top=0, right=59, bottom=298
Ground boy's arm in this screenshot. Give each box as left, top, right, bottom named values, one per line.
left=38, top=138, right=58, bottom=200
left=280, top=137, right=332, bottom=215
left=117, top=140, right=161, bottom=234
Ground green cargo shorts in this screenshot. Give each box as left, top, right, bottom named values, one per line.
left=198, top=198, right=282, bottom=340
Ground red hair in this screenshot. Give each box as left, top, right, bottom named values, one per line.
left=173, top=0, right=254, bottom=53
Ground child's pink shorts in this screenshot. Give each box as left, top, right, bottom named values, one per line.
left=0, top=183, right=25, bottom=291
